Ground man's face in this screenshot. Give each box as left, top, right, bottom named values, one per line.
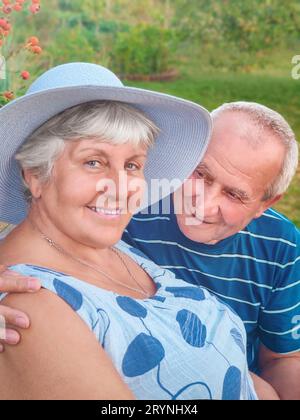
left=175, top=111, right=285, bottom=244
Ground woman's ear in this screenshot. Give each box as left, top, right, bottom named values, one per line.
left=22, top=169, right=42, bottom=199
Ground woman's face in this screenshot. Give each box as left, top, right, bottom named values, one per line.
left=28, top=138, right=148, bottom=249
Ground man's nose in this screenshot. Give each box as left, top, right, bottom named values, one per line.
left=203, top=185, right=220, bottom=217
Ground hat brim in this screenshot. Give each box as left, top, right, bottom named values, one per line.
left=0, top=85, right=211, bottom=224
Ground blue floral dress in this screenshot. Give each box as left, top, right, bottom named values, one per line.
left=0, top=241, right=257, bottom=400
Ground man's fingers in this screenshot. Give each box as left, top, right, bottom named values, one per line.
left=0, top=264, right=7, bottom=274
left=0, top=270, right=39, bottom=352
left=0, top=329, right=21, bottom=345
left=0, top=306, right=27, bottom=350
left=0, top=304, right=30, bottom=329
left=0, top=271, right=41, bottom=293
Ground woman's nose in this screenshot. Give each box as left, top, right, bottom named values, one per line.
left=95, top=167, right=126, bottom=203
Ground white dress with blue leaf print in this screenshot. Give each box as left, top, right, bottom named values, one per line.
left=1, top=241, right=257, bottom=400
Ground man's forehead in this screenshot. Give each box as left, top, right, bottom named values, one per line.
left=212, top=112, right=258, bottom=141
left=213, top=109, right=252, bottom=126
left=211, top=110, right=282, bottom=149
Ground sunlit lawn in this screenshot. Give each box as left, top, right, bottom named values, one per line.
left=129, top=71, right=300, bottom=227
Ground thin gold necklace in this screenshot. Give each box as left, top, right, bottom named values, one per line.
left=30, top=220, right=150, bottom=299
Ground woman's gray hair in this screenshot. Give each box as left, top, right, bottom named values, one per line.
left=15, top=100, right=159, bottom=202
left=211, top=101, right=299, bottom=200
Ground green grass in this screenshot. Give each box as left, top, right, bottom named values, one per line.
left=127, top=72, right=300, bottom=227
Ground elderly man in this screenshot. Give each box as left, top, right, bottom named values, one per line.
left=0, top=101, right=299, bottom=399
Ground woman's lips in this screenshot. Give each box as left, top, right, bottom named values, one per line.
left=86, top=206, right=124, bottom=220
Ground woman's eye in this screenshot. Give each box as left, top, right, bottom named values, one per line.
left=126, top=162, right=140, bottom=171
left=85, top=160, right=102, bottom=168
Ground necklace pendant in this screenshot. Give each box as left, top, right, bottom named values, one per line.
left=46, top=238, right=55, bottom=246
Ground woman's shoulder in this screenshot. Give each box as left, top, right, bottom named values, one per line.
left=0, top=224, right=39, bottom=266
left=0, top=286, right=133, bottom=399
left=1, top=286, right=84, bottom=347
left=4, top=263, right=107, bottom=337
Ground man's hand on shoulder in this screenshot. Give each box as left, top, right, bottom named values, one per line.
left=0, top=264, right=41, bottom=352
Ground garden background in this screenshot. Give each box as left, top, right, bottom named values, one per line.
left=0, top=0, right=299, bottom=226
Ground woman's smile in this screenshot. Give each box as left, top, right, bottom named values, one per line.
left=86, top=205, right=123, bottom=220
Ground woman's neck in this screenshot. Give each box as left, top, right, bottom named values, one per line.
left=0, top=214, right=111, bottom=271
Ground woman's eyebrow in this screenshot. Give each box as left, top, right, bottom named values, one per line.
left=76, top=149, right=147, bottom=160
left=77, top=147, right=109, bottom=156
left=126, top=154, right=147, bottom=160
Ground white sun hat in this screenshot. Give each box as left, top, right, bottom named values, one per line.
left=0, top=62, right=212, bottom=225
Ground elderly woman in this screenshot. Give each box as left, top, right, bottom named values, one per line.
left=0, top=63, right=256, bottom=400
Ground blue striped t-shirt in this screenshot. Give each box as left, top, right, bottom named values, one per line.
left=123, top=205, right=300, bottom=371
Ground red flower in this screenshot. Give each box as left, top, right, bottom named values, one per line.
left=29, top=3, right=39, bottom=14
left=28, top=36, right=39, bottom=46
left=3, top=91, right=14, bottom=100
left=2, top=4, right=12, bottom=13
left=13, top=3, right=22, bottom=11
left=0, top=18, right=9, bottom=30
left=21, top=70, right=30, bottom=80
left=31, top=45, right=42, bottom=54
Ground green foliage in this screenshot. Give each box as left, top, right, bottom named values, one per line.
left=173, top=0, right=300, bottom=71
left=46, top=27, right=96, bottom=66
left=110, top=24, right=178, bottom=76
left=9, top=0, right=300, bottom=75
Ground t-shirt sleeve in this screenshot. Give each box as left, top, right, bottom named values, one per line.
left=258, top=226, right=300, bottom=354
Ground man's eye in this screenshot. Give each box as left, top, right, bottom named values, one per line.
left=195, top=170, right=211, bottom=184
left=195, top=170, right=204, bottom=178
left=227, top=191, right=241, bottom=201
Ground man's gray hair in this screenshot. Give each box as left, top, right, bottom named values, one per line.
left=15, top=100, right=159, bottom=202
left=211, top=101, right=299, bottom=200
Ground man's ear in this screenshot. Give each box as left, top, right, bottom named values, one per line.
left=22, top=168, right=42, bottom=199
left=254, top=194, right=283, bottom=219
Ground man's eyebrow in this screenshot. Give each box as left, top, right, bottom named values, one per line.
left=196, top=163, right=214, bottom=177
left=225, top=186, right=250, bottom=200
